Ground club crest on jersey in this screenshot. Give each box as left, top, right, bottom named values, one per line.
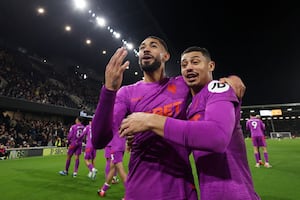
left=208, top=80, right=229, bottom=93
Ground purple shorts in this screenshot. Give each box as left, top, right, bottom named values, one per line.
left=110, top=151, right=124, bottom=164
left=104, top=146, right=112, bottom=159
left=67, top=144, right=82, bottom=156
left=252, top=136, right=267, bottom=147
left=104, top=146, right=111, bottom=159
left=84, top=147, right=97, bottom=160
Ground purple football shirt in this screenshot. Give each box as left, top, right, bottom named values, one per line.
left=68, top=123, right=85, bottom=146
left=164, top=80, right=261, bottom=200
left=246, top=118, right=265, bottom=137
left=93, top=76, right=198, bottom=200
left=84, top=124, right=93, bottom=148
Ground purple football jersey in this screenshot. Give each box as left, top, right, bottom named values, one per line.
left=246, top=118, right=265, bottom=137
left=84, top=125, right=93, bottom=148
left=93, top=76, right=198, bottom=200
left=68, top=123, right=85, bottom=146
left=164, top=80, right=260, bottom=200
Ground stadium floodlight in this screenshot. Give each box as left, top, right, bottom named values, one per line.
left=85, top=39, right=91, bottom=45
left=113, top=32, right=121, bottom=39
left=133, top=49, right=138, bottom=57
left=96, top=17, right=106, bottom=27
left=126, top=43, right=134, bottom=50
left=108, top=27, right=114, bottom=33
left=73, top=0, right=88, bottom=10
left=65, top=25, right=72, bottom=32
left=37, top=7, right=45, bottom=15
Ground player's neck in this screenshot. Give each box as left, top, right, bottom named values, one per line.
left=190, top=79, right=211, bottom=96
left=143, top=69, right=165, bottom=83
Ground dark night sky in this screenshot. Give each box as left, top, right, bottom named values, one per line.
left=0, top=0, right=299, bottom=106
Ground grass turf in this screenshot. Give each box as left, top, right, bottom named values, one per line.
left=1, top=139, right=300, bottom=200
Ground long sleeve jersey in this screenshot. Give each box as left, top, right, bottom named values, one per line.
left=164, top=80, right=260, bottom=200
left=92, top=76, right=198, bottom=200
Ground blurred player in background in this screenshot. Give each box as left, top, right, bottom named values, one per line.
left=104, top=143, right=119, bottom=184
left=97, top=133, right=127, bottom=199
left=246, top=113, right=272, bottom=168
left=83, top=119, right=98, bottom=179
left=59, top=117, right=85, bottom=177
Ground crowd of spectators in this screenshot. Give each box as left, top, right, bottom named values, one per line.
left=0, top=48, right=99, bottom=112
left=0, top=47, right=101, bottom=152
left=0, top=111, right=69, bottom=149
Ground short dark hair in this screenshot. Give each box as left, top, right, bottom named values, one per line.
left=77, top=116, right=83, bottom=122
left=146, top=36, right=169, bottom=52
left=181, top=46, right=211, bottom=60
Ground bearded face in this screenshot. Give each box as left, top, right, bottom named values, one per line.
left=139, top=58, right=161, bottom=72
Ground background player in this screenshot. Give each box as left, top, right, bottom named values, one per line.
left=59, top=117, right=85, bottom=177
left=246, top=113, right=272, bottom=168
left=83, top=119, right=98, bottom=179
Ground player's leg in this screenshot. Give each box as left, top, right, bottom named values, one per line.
left=98, top=158, right=115, bottom=197
left=59, top=147, right=74, bottom=175
left=262, top=146, right=272, bottom=168
left=252, top=137, right=260, bottom=167
left=114, top=151, right=127, bottom=199
left=85, top=147, right=97, bottom=178
left=90, top=148, right=98, bottom=179
left=73, top=146, right=82, bottom=177
left=257, top=148, right=264, bottom=165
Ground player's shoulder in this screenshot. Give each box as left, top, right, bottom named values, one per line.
left=206, top=80, right=231, bottom=94
left=172, top=75, right=184, bottom=81
left=203, top=80, right=239, bottom=103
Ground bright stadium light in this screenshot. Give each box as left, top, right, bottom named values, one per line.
left=72, top=2, right=140, bottom=55
left=73, top=0, right=88, bottom=10
left=133, top=49, right=138, bottom=57
left=108, top=27, right=114, bottom=33
left=65, top=25, right=72, bottom=32
left=126, top=43, right=134, bottom=50
left=96, top=17, right=106, bottom=27
left=113, top=32, right=121, bottom=39
left=86, top=39, right=91, bottom=45
left=37, top=7, right=45, bottom=15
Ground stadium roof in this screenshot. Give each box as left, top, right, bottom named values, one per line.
left=0, top=0, right=299, bottom=106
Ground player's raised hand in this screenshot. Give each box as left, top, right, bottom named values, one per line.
left=105, top=47, right=130, bottom=91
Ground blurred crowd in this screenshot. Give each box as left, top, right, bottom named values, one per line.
left=0, top=111, right=69, bottom=149
left=0, top=47, right=102, bottom=149
left=0, top=48, right=100, bottom=112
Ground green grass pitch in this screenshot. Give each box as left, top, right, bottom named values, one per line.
left=1, top=139, right=300, bottom=200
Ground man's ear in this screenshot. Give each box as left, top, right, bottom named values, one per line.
left=161, top=52, right=170, bottom=62
left=208, top=61, right=215, bottom=72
